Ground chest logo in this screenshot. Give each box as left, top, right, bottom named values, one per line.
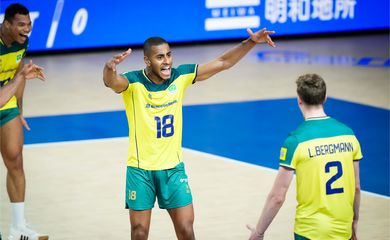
left=16, top=54, right=22, bottom=63
left=168, top=84, right=177, bottom=94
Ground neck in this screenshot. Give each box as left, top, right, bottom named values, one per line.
left=0, top=25, right=12, bottom=47
left=145, top=67, right=164, bottom=85
left=301, top=105, right=327, bottom=120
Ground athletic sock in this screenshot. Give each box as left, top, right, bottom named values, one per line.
left=11, top=202, right=26, bottom=229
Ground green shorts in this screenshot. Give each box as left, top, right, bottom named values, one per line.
left=294, top=233, right=310, bottom=240
left=0, top=108, right=20, bottom=127
left=125, top=162, right=193, bottom=210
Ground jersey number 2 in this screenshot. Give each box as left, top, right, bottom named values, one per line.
left=155, top=115, right=174, bottom=138
left=325, top=161, right=344, bottom=195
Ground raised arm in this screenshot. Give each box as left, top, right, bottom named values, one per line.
left=195, top=28, right=275, bottom=82
left=0, top=60, right=44, bottom=108
left=247, top=166, right=294, bottom=240
left=103, top=48, right=132, bottom=93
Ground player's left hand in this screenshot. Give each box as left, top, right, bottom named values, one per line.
left=22, top=60, right=46, bottom=81
left=247, top=28, right=276, bottom=48
left=247, top=224, right=264, bottom=240
left=20, top=115, right=31, bottom=131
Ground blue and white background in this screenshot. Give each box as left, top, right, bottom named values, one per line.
left=0, top=0, right=389, bottom=51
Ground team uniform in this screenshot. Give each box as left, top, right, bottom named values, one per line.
left=120, top=64, right=197, bottom=210
left=0, top=36, right=27, bottom=126
left=279, top=116, right=362, bottom=240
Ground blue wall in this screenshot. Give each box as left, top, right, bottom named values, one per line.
left=1, top=0, right=388, bottom=51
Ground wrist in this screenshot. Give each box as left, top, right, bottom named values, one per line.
left=242, top=38, right=256, bottom=45
left=255, top=230, right=264, bottom=238
left=105, top=62, right=116, bottom=72
left=16, top=71, right=27, bottom=80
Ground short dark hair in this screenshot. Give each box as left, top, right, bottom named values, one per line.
left=4, top=3, right=29, bottom=22
left=296, top=74, right=326, bottom=105
left=143, top=37, right=168, bottom=55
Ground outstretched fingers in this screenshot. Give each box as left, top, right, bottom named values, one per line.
left=108, top=48, right=132, bottom=71
left=247, top=28, right=276, bottom=47
left=114, top=48, right=132, bottom=63
left=22, top=60, right=46, bottom=81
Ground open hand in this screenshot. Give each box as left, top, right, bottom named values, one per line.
left=20, top=115, right=31, bottom=131
left=22, top=60, right=46, bottom=81
left=247, top=224, right=264, bottom=240
left=247, top=28, right=276, bottom=48
left=106, top=48, right=132, bottom=72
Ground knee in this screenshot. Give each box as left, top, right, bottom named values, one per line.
left=177, top=222, right=195, bottom=240
left=3, top=152, right=23, bottom=173
left=131, top=224, right=149, bottom=240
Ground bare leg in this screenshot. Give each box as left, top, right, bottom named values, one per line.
left=129, top=209, right=152, bottom=240
left=1, top=116, right=25, bottom=202
left=167, top=204, right=195, bottom=240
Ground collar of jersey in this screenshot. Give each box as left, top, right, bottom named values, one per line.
left=305, top=116, right=330, bottom=121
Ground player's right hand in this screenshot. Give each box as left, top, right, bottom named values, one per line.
left=106, top=48, right=132, bottom=72
left=247, top=224, right=264, bottom=240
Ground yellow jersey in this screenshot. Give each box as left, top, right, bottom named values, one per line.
left=279, top=116, right=362, bottom=239
left=121, top=64, right=197, bottom=170
left=0, top=37, right=28, bottom=110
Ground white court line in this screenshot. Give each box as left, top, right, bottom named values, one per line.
left=24, top=137, right=390, bottom=200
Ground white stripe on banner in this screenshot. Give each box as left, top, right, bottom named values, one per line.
left=205, top=16, right=260, bottom=31
left=206, top=0, right=260, bottom=8
left=46, top=0, right=64, bottom=48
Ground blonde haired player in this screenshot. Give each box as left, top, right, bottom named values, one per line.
left=247, top=74, right=362, bottom=240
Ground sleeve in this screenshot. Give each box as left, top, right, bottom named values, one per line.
left=279, top=134, right=299, bottom=169
left=119, top=71, right=133, bottom=94
left=352, top=136, right=363, bottom=161
left=176, top=64, right=198, bottom=88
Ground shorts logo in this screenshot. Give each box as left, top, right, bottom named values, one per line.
left=280, top=147, right=287, bottom=161
left=129, top=190, right=137, bottom=200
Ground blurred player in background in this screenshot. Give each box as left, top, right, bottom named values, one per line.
left=103, top=28, right=275, bottom=239
left=0, top=3, right=47, bottom=240
left=247, top=74, right=362, bottom=240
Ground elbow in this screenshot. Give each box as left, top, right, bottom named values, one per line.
left=102, top=76, right=112, bottom=88
left=221, top=61, right=233, bottom=71
left=355, top=185, right=361, bottom=193
left=269, top=193, right=285, bottom=207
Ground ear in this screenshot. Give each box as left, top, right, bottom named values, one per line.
left=4, top=19, right=11, bottom=28
left=144, top=56, right=151, bottom=67
left=297, top=95, right=303, bottom=105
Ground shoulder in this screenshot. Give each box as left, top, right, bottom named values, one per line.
left=283, top=133, right=299, bottom=150
left=120, top=69, right=144, bottom=83
left=173, top=64, right=198, bottom=75
left=327, top=117, right=355, bottom=135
